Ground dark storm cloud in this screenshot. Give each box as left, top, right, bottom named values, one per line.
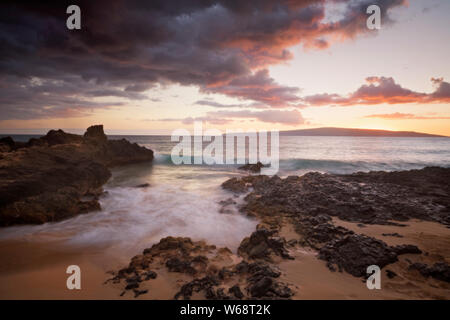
left=0, top=0, right=407, bottom=120
left=0, top=75, right=126, bottom=119
left=201, top=69, right=303, bottom=108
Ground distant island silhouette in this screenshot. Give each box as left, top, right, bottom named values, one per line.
left=279, top=127, right=447, bottom=137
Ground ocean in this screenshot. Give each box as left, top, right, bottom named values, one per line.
left=1, top=135, right=449, bottom=265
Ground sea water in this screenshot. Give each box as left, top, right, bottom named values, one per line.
left=0, top=135, right=449, bottom=260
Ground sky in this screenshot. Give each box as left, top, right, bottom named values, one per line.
left=0, top=0, right=449, bottom=135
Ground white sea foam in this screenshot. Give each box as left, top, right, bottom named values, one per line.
left=70, top=184, right=256, bottom=251
left=0, top=173, right=257, bottom=256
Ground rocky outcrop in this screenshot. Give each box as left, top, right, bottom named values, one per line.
left=110, top=236, right=295, bottom=300
left=221, top=167, right=449, bottom=281
left=238, top=161, right=266, bottom=173
left=318, top=234, right=421, bottom=277
left=238, top=229, right=293, bottom=260
left=34, top=129, right=84, bottom=146
left=221, top=175, right=270, bottom=194
left=0, top=125, right=153, bottom=226
left=83, top=124, right=107, bottom=143
left=173, top=260, right=293, bottom=300
left=222, top=168, right=450, bottom=227
left=238, top=261, right=293, bottom=299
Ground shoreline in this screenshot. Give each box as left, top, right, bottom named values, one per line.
left=1, top=214, right=448, bottom=299
left=1, top=128, right=449, bottom=299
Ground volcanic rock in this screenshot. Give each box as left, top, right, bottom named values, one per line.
left=409, top=262, right=450, bottom=283
left=222, top=168, right=450, bottom=227
left=238, top=229, right=293, bottom=260
left=318, top=234, right=421, bottom=277
left=238, top=161, right=266, bottom=173
left=0, top=125, right=153, bottom=226
left=228, top=285, right=244, bottom=299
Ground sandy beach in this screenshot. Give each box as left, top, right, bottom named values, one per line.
left=0, top=217, right=448, bottom=300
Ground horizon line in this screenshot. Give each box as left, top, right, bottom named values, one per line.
left=0, top=126, right=448, bottom=138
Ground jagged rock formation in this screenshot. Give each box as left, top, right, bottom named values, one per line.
left=0, top=125, right=153, bottom=226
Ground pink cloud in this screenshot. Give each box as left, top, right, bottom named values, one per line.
left=303, top=77, right=450, bottom=106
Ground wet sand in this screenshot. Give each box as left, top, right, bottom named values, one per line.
left=0, top=239, right=220, bottom=299
left=0, top=240, right=120, bottom=299
left=0, top=218, right=448, bottom=299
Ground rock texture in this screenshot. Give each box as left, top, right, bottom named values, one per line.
left=238, top=161, right=266, bottom=173
left=318, top=234, right=421, bottom=277
left=110, top=166, right=450, bottom=299
left=238, top=228, right=293, bottom=260
left=221, top=167, right=449, bottom=280
left=409, top=262, right=450, bottom=283
left=111, top=236, right=294, bottom=300
left=0, top=125, right=153, bottom=226
left=222, top=168, right=450, bottom=227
